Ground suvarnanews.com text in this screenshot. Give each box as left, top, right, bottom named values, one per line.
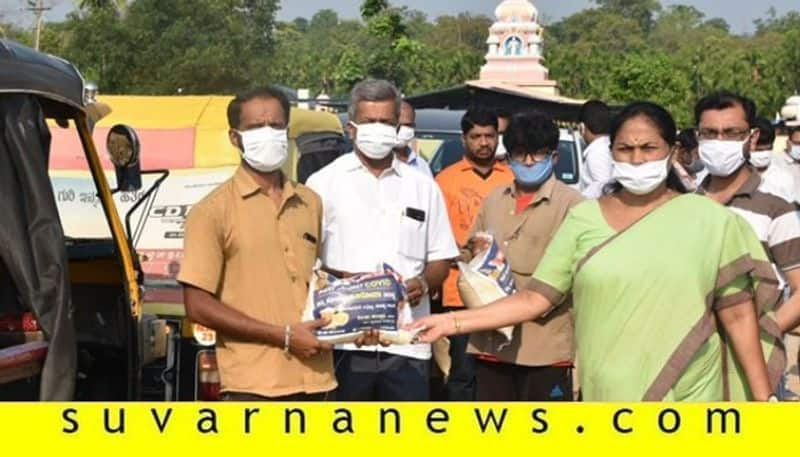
left=58, top=406, right=744, bottom=436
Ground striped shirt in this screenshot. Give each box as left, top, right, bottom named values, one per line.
left=699, top=170, right=800, bottom=280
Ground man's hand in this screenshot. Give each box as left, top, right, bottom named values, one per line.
left=354, top=329, right=390, bottom=347
left=465, top=236, right=491, bottom=257
left=405, top=277, right=428, bottom=307
left=288, top=318, right=334, bottom=359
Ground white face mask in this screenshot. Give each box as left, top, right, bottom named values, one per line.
left=699, top=139, right=747, bottom=177
left=496, top=135, right=507, bottom=158
left=237, top=126, right=288, bottom=173
left=749, top=150, right=773, bottom=169
left=396, top=126, right=415, bottom=148
left=350, top=122, right=397, bottom=160
left=789, top=145, right=800, bottom=161
left=612, top=156, right=671, bottom=195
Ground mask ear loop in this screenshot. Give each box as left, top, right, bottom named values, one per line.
left=743, top=129, right=757, bottom=160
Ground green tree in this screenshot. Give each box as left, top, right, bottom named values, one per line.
left=21, top=0, right=800, bottom=121
left=291, top=17, right=309, bottom=33
left=0, top=21, right=34, bottom=44
left=592, top=0, right=662, bottom=31
left=120, top=0, right=278, bottom=93
left=423, top=13, right=493, bottom=52
left=310, top=9, right=339, bottom=30
left=608, top=51, right=693, bottom=125
left=77, top=0, right=127, bottom=13
left=360, top=0, right=389, bottom=20
left=703, top=18, right=730, bottom=33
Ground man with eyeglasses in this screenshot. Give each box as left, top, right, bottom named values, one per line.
left=462, top=111, right=583, bottom=401
left=695, top=91, right=800, bottom=400
left=306, top=79, right=458, bottom=401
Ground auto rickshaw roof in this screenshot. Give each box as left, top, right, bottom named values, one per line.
left=0, top=39, right=85, bottom=117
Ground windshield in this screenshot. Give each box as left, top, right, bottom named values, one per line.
left=415, top=131, right=461, bottom=163
left=430, top=137, right=581, bottom=185
left=554, top=139, right=579, bottom=185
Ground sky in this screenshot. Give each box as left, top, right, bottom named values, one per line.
left=1, top=0, right=798, bottom=35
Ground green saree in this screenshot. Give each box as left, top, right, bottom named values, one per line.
left=529, top=194, right=784, bottom=401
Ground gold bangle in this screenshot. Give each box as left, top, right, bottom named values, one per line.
left=450, top=312, right=461, bottom=335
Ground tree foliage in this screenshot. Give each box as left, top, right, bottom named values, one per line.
left=548, top=3, right=800, bottom=125
left=1, top=0, right=798, bottom=123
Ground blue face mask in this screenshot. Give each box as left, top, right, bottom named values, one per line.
left=510, top=156, right=554, bottom=187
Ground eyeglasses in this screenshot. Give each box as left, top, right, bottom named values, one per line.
left=696, top=128, right=753, bottom=142
left=509, top=150, right=551, bottom=162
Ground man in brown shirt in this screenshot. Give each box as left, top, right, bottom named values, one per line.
left=178, top=87, right=336, bottom=401
left=465, top=111, right=583, bottom=401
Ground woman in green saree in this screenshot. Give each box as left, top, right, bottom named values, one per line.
left=410, top=102, right=783, bottom=401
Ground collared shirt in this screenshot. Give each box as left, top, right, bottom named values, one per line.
left=698, top=170, right=800, bottom=283
left=759, top=157, right=798, bottom=204
left=177, top=166, right=335, bottom=398
left=405, top=149, right=434, bottom=178
left=466, top=176, right=584, bottom=367
left=580, top=136, right=613, bottom=199
left=434, top=158, right=514, bottom=307
left=306, top=152, right=459, bottom=360
left=768, top=154, right=800, bottom=204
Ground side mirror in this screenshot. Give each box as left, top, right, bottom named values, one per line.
left=107, top=124, right=142, bottom=192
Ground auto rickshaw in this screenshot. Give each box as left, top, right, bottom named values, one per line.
left=0, top=39, right=169, bottom=400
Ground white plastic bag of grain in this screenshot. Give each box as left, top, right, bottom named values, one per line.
left=456, top=233, right=516, bottom=343
left=302, top=263, right=418, bottom=345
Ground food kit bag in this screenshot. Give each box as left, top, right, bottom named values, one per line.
left=457, top=233, right=516, bottom=343
left=303, top=264, right=417, bottom=345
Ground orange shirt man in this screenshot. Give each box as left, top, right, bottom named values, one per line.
left=436, top=110, right=513, bottom=310
left=434, top=108, right=513, bottom=401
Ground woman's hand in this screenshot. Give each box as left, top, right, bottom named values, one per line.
left=406, top=313, right=456, bottom=344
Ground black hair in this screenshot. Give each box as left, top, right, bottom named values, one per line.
left=605, top=101, right=684, bottom=194
left=694, top=91, right=757, bottom=127
left=461, top=108, right=498, bottom=135
left=753, top=116, right=775, bottom=147
left=610, top=101, right=677, bottom=146
left=494, top=108, right=512, bottom=120
left=677, top=128, right=698, bottom=152
left=227, top=86, right=291, bottom=129
left=579, top=100, right=611, bottom=135
left=503, top=111, right=559, bottom=155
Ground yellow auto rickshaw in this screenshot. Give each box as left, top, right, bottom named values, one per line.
left=0, top=39, right=169, bottom=401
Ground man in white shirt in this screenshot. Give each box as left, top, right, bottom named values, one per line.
left=393, top=101, right=433, bottom=178
left=307, top=79, right=459, bottom=401
left=751, top=117, right=797, bottom=203
left=577, top=100, right=613, bottom=198
left=772, top=126, right=800, bottom=204
left=494, top=108, right=512, bottom=162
